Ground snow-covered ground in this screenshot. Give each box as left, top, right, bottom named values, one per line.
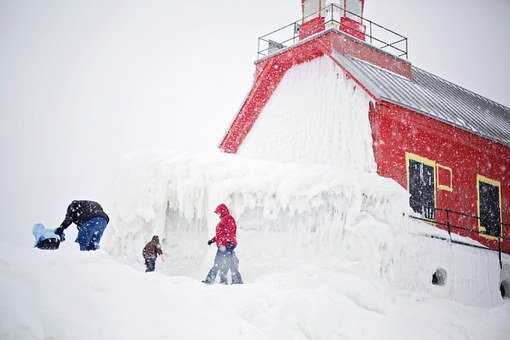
left=1, top=231, right=509, bottom=340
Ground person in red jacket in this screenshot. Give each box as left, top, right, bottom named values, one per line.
left=203, top=203, right=243, bottom=284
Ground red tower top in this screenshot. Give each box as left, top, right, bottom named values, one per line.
left=301, top=0, right=366, bottom=40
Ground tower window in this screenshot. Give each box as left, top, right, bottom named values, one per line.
left=303, top=0, right=321, bottom=19
left=345, top=0, right=362, bottom=21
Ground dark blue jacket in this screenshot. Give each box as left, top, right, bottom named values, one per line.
left=60, top=200, right=109, bottom=230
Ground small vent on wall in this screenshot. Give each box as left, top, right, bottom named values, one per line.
left=432, top=268, right=447, bottom=286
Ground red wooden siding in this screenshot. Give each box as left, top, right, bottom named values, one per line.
left=369, top=101, right=510, bottom=252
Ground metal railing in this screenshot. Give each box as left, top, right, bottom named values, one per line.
left=408, top=207, right=510, bottom=269
left=257, top=3, right=408, bottom=60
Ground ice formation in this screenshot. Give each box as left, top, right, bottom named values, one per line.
left=239, top=56, right=376, bottom=171
left=104, top=151, right=507, bottom=308
left=106, top=152, right=405, bottom=277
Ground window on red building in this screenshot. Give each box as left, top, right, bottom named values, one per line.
left=477, top=175, right=502, bottom=238
left=407, top=153, right=436, bottom=220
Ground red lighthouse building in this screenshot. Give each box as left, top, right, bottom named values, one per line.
left=219, top=1, right=510, bottom=254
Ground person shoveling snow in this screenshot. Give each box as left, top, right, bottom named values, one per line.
left=33, top=223, right=61, bottom=250
left=54, top=200, right=109, bottom=251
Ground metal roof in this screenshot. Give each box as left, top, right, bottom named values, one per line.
left=333, top=52, right=510, bottom=146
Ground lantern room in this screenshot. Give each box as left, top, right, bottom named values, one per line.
left=301, top=0, right=366, bottom=40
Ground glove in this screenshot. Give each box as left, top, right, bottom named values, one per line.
left=54, top=227, right=65, bottom=241
left=207, top=239, right=213, bottom=246
left=226, top=241, right=235, bottom=252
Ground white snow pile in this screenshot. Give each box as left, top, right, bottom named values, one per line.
left=1, top=233, right=510, bottom=340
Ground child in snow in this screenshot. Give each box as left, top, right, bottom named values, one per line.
left=143, top=235, right=163, bottom=272
left=33, top=223, right=61, bottom=250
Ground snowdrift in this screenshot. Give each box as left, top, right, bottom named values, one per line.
left=2, top=238, right=509, bottom=340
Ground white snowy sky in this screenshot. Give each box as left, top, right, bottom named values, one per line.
left=1, top=0, right=509, bottom=235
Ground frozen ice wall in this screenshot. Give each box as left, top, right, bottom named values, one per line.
left=105, top=152, right=407, bottom=278
left=238, top=56, right=376, bottom=172
left=106, top=152, right=507, bottom=307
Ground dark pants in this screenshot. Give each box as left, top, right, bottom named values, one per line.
left=145, top=257, right=156, bottom=272
left=204, top=249, right=228, bottom=284
left=204, top=247, right=243, bottom=284
left=226, top=250, right=243, bottom=284
left=76, top=217, right=108, bottom=251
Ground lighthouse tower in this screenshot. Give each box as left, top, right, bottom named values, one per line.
left=219, top=1, right=510, bottom=257
left=220, top=0, right=411, bottom=156
left=301, top=0, right=365, bottom=40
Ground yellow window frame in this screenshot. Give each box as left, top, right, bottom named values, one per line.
left=476, top=175, right=503, bottom=240
left=405, top=152, right=437, bottom=216
left=436, top=164, right=453, bottom=192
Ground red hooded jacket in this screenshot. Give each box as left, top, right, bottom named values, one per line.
left=212, top=204, right=237, bottom=247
